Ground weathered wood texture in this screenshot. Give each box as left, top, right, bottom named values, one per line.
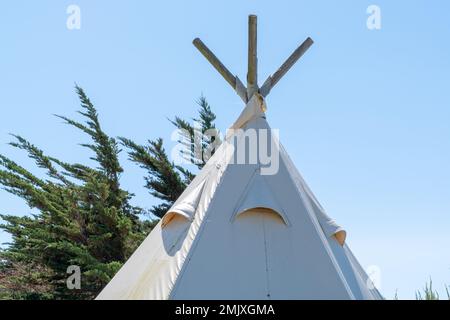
left=247, top=15, right=258, bottom=98
left=261, top=37, right=314, bottom=96
left=235, top=77, right=248, bottom=103
left=193, top=38, right=237, bottom=90
left=193, top=16, right=314, bottom=102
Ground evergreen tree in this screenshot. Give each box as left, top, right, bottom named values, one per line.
left=0, top=86, right=154, bottom=299
left=119, top=95, right=220, bottom=218
left=0, top=87, right=218, bottom=299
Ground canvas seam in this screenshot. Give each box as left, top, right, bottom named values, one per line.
left=168, top=124, right=255, bottom=299
left=280, top=145, right=355, bottom=300
left=167, top=156, right=231, bottom=299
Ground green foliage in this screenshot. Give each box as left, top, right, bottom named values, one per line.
left=0, top=86, right=218, bottom=299
left=168, top=95, right=221, bottom=168
left=118, top=137, right=192, bottom=218
left=0, top=260, right=55, bottom=300
left=415, top=279, right=440, bottom=300
left=0, top=86, right=154, bottom=299
left=120, top=95, right=219, bottom=218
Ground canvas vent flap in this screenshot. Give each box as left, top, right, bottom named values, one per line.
left=162, top=180, right=207, bottom=227
left=303, top=185, right=347, bottom=245
left=232, top=171, right=290, bottom=226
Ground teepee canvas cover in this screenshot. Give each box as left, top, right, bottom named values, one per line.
left=97, top=16, right=382, bottom=300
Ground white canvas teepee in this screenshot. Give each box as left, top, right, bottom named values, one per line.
left=97, top=16, right=382, bottom=300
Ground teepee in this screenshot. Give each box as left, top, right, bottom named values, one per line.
left=97, top=15, right=382, bottom=300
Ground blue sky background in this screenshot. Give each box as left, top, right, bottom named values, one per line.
left=1, top=1, right=449, bottom=299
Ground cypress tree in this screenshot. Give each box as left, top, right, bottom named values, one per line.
left=0, top=86, right=154, bottom=299
left=0, top=87, right=218, bottom=299
left=119, top=95, right=220, bottom=218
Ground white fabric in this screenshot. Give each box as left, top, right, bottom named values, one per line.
left=162, top=179, right=207, bottom=226
left=96, top=95, right=383, bottom=300
left=280, top=147, right=345, bottom=238
left=229, top=93, right=266, bottom=132
left=232, top=168, right=290, bottom=226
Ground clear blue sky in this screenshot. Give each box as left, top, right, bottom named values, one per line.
left=1, top=1, right=449, bottom=299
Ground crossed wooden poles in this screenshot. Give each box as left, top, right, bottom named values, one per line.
left=193, top=15, right=314, bottom=103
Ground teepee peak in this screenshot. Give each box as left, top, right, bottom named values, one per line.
left=230, top=93, right=267, bottom=131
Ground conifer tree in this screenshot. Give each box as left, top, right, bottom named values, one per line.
left=0, top=87, right=218, bottom=299
left=119, top=95, right=220, bottom=218
left=0, top=86, right=154, bottom=299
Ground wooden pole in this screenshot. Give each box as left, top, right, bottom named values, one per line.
left=271, top=37, right=313, bottom=87
left=193, top=17, right=313, bottom=101
left=260, top=37, right=314, bottom=96
left=247, top=15, right=258, bottom=99
left=193, top=38, right=237, bottom=90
